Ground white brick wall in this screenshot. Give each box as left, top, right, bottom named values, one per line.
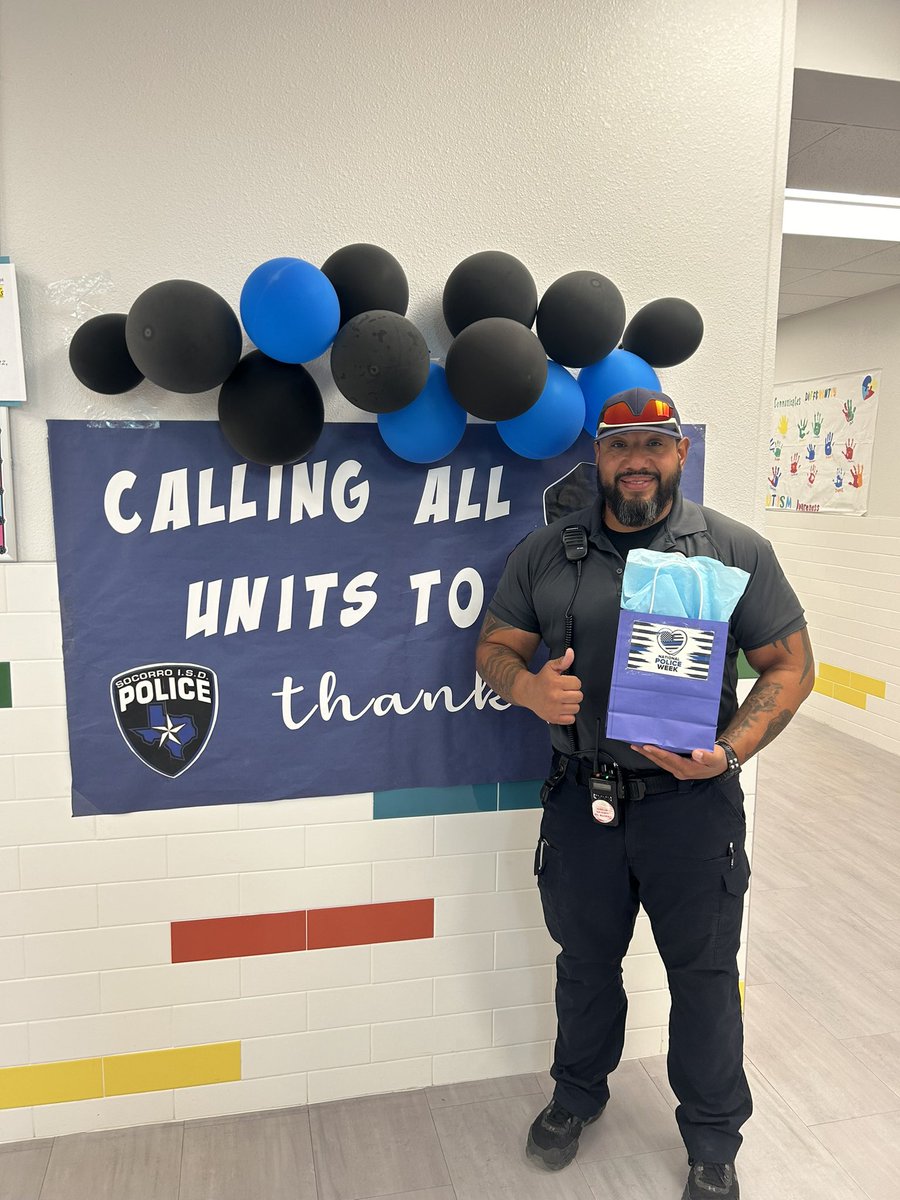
left=765, top=514, right=900, bottom=757
left=0, top=559, right=757, bottom=1144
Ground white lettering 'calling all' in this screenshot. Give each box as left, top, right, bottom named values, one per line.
left=272, top=670, right=509, bottom=730
left=103, top=461, right=512, bottom=534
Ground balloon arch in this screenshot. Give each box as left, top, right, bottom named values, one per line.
left=68, top=244, right=704, bottom=466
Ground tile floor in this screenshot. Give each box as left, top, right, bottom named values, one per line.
left=2, top=712, right=899, bottom=1199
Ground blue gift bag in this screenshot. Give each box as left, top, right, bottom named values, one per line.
left=605, top=560, right=729, bottom=753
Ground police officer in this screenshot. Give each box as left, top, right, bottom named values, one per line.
left=476, top=388, right=814, bottom=1200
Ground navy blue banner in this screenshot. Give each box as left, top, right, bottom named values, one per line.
left=48, top=420, right=705, bottom=815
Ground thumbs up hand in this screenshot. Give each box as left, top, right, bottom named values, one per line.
left=516, top=647, right=583, bottom=725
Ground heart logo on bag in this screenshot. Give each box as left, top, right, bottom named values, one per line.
left=656, top=629, right=687, bottom=655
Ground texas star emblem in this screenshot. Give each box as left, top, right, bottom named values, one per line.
left=110, top=663, right=218, bottom=778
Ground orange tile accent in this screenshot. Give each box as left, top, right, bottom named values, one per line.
left=171, top=910, right=306, bottom=963
left=308, top=899, right=434, bottom=950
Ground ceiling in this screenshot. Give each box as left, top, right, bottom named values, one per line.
left=778, top=69, right=900, bottom=319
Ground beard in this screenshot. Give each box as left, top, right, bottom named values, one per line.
left=598, top=460, right=682, bottom=528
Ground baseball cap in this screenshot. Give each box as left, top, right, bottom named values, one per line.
left=594, top=387, right=683, bottom=440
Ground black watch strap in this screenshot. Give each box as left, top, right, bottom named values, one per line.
left=715, top=739, right=741, bottom=779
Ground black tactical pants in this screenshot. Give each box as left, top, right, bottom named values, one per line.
left=535, top=754, right=752, bottom=1163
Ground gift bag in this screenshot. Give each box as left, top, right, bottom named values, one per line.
left=605, top=558, right=730, bottom=753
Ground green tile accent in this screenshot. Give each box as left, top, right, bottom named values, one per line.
left=736, top=650, right=758, bottom=680
left=0, top=662, right=11, bottom=708
left=374, top=783, right=498, bottom=819
left=498, top=779, right=544, bottom=810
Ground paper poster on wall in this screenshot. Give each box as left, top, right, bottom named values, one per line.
left=767, top=370, right=880, bottom=515
left=0, top=407, right=16, bottom=559
left=48, top=420, right=706, bottom=816
left=0, top=261, right=27, bottom=405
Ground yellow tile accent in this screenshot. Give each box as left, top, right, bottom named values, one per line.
left=738, top=980, right=745, bottom=1012
left=0, top=1058, right=103, bottom=1110
left=850, top=672, right=886, bottom=699
left=813, top=676, right=834, bottom=698
left=819, top=663, right=852, bottom=686
left=104, top=1042, right=241, bottom=1097
left=0, top=1043, right=241, bottom=1110
left=832, top=684, right=867, bottom=710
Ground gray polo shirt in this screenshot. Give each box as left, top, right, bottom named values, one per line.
left=487, top=491, right=806, bottom=770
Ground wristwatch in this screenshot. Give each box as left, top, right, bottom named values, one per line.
left=715, top=739, right=742, bottom=779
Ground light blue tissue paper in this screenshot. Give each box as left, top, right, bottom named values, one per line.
left=622, top=549, right=750, bottom=622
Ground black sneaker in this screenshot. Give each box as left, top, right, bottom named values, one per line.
left=525, top=1099, right=604, bottom=1171
left=683, top=1160, right=740, bottom=1198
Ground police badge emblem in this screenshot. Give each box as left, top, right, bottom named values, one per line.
left=110, top=663, right=218, bottom=778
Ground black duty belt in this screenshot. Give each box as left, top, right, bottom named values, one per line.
left=544, top=751, right=697, bottom=803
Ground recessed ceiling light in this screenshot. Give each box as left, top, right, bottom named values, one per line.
left=783, top=189, right=900, bottom=240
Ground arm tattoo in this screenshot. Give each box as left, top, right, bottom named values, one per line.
left=722, top=681, right=794, bottom=762
left=476, top=611, right=528, bottom=703
left=479, top=610, right=512, bottom=641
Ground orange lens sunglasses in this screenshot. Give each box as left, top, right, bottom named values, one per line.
left=601, top=398, right=675, bottom=425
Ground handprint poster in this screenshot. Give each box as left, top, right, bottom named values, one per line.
left=767, top=370, right=880, bottom=515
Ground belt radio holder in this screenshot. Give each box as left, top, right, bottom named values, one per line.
left=590, top=720, right=624, bottom=826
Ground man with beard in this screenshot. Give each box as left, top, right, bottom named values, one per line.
left=476, top=388, right=814, bottom=1200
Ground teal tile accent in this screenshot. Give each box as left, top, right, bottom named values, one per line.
left=499, top=779, right=544, bottom=810
left=0, top=662, right=11, bottom=709
left=374, top=783, right=498, bottom=819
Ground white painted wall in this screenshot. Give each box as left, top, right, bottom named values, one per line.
left=795, top=0, right=900, bottom=81
left=769, top=285, right=899, bottom=755
left=0, top=0, right=793, bottom=1143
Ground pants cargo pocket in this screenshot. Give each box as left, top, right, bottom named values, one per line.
left=715, top=846, right=750, bottom=967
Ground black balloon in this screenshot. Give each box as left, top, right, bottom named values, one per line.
left=321, top=243, right=409, bottom=326
left=330, top=310, right=430, bottom=414
left=445, top=317, right=547, bottom=422
left=536, top=271, right=626, bottom=367
left=126, top=280, right=242, bottom=393
left=442, top=251, right=538, bottom=337
left=218, top=350, right=324, bottom=466
left=69, top=313, right=143, bottom=394
left=622, top=297, right=704, bottom=367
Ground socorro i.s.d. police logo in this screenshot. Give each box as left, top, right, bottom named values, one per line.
left=656, top=628, right=687, bottom=655
left=110, top=664, right=218, bottom=778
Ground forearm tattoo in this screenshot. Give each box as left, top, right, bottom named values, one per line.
left=722, top=627, right=814, bottom=760
left=476, top=611, right=528, bottom=703
left=724, top=681, right=794, bottom=759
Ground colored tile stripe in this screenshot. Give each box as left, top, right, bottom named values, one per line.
left=171, top=898, right=433, bottom=963
left=0, top=1043, right=241, bottom=1111
left=375, top=783, right=497, bottom=819
left=309, top=899, right=433, bottom=950
left=819, top=661, right=886, bottom=696
left=172, top=909, right=306, bottom=963
left=374, top=779, right=544, bottom=818
left=815, top=661, right=886, bottom=710
left=0, top=661, right=11, bottom=708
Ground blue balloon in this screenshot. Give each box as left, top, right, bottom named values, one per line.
left=378, top=363, right=467, bottom=463
left=240, top=257, right=340, bottom=364
left=496, top=361, right=585, bottom=459
left=578, top=349, right=660, bottom=435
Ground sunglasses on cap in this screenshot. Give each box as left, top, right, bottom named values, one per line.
left=594, top=395, right=683, bottom=442
left=602, top=397, right=677, bottom=425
